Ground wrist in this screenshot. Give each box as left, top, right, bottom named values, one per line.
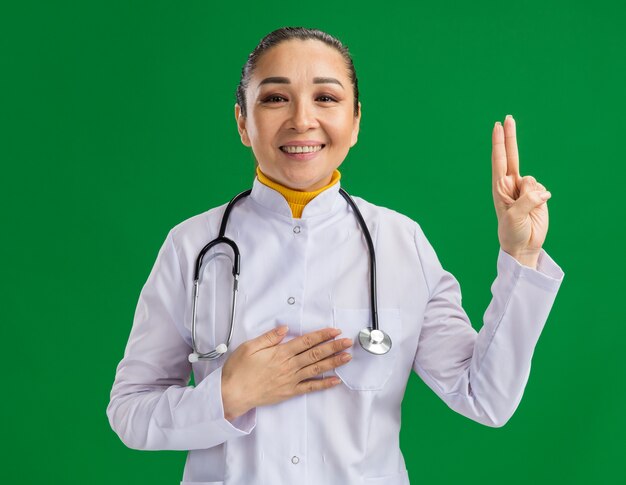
left=505, top=248, right=540, bottom=269
left=221, top=373, right=249, bottom=422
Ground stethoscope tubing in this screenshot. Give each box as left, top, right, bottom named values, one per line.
left=338, top=189, right=379, bottom=333
left=188, top=186, right=387, bottom=362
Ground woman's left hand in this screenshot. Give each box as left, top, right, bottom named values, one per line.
left=491, top=115, right=551, bottom=268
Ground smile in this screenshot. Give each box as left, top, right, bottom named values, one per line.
left=280, top=144, right=325, bottom=154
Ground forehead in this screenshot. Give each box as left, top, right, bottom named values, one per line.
left=251, top=39, right=349, bottom=85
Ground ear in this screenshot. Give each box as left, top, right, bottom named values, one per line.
left=350, top=102, right=362, bottom=147
left=235, top=103, right=251, bottom=147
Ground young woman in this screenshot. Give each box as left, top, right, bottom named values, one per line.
left=107, top=27, right=565, bottom=485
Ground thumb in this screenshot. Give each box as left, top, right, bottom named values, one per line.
left=511, top=189, right=551, bottom=217
left=249, top=325, right=289, bottom=352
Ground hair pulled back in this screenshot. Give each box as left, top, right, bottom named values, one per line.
left=236, top=27, right=360, bottom=118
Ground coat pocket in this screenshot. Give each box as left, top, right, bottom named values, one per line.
left=180, top=482, right=224, bottom=485
left=363, top=468, right=410, bottom=484
left=332, top=308, right=401, bottom=391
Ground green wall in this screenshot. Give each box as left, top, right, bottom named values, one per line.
left=2, top=0, right=624, bottom=483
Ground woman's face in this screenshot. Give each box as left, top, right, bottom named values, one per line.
left=235, top=39, right=361, bottom=191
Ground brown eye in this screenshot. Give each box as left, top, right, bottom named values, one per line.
left=317, top=95, right=337, bottom=102
left=263, top=95, right=287, bottom=103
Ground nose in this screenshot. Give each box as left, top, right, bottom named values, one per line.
left=288, top=98, right=319, bottom=133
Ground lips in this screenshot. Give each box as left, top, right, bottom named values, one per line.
left=280, top=140, right=326, bottom=147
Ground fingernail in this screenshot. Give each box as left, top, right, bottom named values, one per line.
left=506, top=114, right=513, bottom=121
left=277, top=325, right=289, bottom=335
left=341, top=354, right=352, bottom=362
left=540, top=191, right=551, bottom=200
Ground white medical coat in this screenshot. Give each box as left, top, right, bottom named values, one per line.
left=107, top=176, right=565, bottom=485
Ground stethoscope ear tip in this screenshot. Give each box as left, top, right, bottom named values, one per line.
left=215, top=343, right=228, bottom=354
left=188, top=344, right=227, bottom=363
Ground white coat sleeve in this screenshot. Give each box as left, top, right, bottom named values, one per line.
left=412, top=223, right=564, bottom=427
left=106, top=230, right=257, bottom=450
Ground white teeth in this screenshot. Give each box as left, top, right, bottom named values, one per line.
left=281, top=145, right=324, bottom=154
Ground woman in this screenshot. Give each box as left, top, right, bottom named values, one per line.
left=107, top=27, right=565, bottom=485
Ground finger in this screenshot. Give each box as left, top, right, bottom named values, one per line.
left=504, top=114, right=520, bottom=177
left=295, top=376, right=343, bottom=395
left=247, top=325, right=290, bottom=352
left=511, top=189, right=551, bottom=217
left=291, top=336, right=353, bottom=369
left=295, top=351, right=352, bottom=382
left=519, top=175, right=537, bottom=197
left=492, top=121, right=507, bottom=183
left=281, top=327, right=342, bottom=356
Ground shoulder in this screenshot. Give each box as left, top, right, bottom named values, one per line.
left=165, top=202, right=230, bottom=249
left=348, top=193, right=422, bottom=237
left=346, top=193, right=438, bottom=263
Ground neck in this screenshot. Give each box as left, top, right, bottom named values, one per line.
left=255, top=167, right=341, bottom=218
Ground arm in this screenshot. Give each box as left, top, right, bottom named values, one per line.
left=412, top=224, right=564, bottom=427
left=106, top=230, right=256, bottom=450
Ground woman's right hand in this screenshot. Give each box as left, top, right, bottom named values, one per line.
left=220, top=326, right=353, bottom=422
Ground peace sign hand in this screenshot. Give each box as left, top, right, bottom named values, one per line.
left=491, top=115, right=552, bottom=268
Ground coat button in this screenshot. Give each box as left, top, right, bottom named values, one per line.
left=291, top=456, right=300, bottom=464
left=293, top=226, right=301, bottom=234
left=287, top=297, right=296, bottom=305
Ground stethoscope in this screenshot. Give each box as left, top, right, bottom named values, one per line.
left=188, top=187, right=392, bottom=362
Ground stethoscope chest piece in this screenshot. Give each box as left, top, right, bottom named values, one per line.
left=359, top=328, right=392, bottom=355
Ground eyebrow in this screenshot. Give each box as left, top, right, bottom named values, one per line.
left=257, top=76, right=344, bottom=89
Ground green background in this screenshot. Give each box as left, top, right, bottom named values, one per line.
left=2, top=0, right=624, bottom=483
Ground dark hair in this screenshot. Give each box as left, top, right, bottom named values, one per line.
left=235, top=27, right=360, bottom=118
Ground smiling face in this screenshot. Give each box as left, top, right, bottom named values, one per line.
left=235, top=39, right=361, bottom=191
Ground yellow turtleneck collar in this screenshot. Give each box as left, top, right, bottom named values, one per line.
left=255, top=166, right=341, bottom=218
